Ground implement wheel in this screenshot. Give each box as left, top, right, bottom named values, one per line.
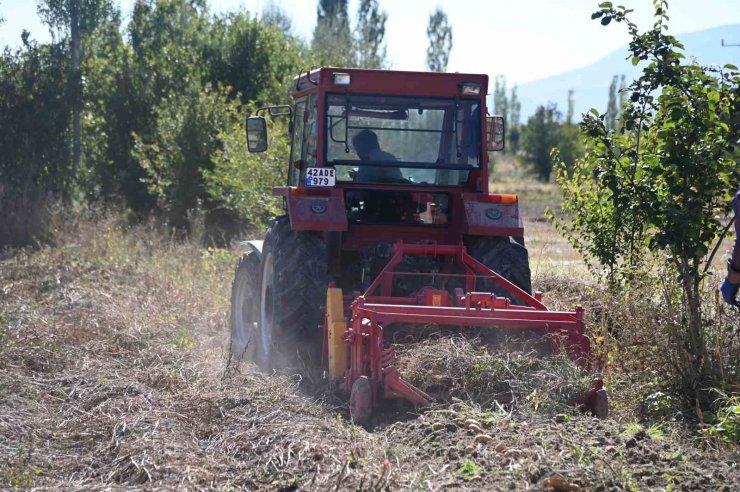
left=350, top=376, right=373, bottom=425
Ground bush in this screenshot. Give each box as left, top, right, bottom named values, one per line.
left=134, top=85, right=288, bottom=237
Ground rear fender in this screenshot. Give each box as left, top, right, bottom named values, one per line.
left=238, top=240, right=264, bottom=260
left=462, top=193, right=524, bottom=236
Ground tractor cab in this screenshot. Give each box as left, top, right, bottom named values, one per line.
left=247, top=67, right=509, bottom=246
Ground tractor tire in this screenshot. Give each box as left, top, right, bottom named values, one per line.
left=230, top=251, right=262, bottom=363
left=467, top=236, right=550, bottom=354
left=257, top=216, right=328, bottom=369
left=467, top=236, right=532, bottom=300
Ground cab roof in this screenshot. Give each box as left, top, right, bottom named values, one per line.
left=292, top=67, right=488, bottom=99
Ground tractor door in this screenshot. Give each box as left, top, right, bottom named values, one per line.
left=288, top=98, right=306, bottom=186
left=287, top=94, right=319, bottom=187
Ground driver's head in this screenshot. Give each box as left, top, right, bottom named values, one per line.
left=352, top=129, right=379, bottom=160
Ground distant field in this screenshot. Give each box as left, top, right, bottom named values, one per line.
left=490, top=154, right=735, bottom=278
left=490, top=154, right=586, bottom=279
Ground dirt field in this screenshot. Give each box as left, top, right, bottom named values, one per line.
left=1, top=213, right=738, bottom=491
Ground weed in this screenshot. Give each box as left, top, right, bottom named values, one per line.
left=1, top=454, right=42, bottom=488
left=706, top=390, right=740, bottom=444
left=457, top=459, right=479, bottom=482
left=172, top=329, right=194, bottom=350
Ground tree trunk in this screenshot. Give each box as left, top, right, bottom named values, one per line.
left=680, top=258, right=705, bottom=391
left=70, top=0, right=81, bottom=178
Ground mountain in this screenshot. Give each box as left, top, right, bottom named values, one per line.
left=514, top=24, right=740, bottom=121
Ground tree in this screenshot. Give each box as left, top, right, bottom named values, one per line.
left=209, top=12, right=304, bottom=105
left=0, top=42, right=73, bottom=245
left=493, top=75, right=508, bottom=121
left=551, top=1, right=739, bottom=393
left=261, top=2, right=292, bottom=33
left=566, top=89, right=575, bottom=125
left=556, top=89, right=583, bottom=170
left=36, top=0, right=114, bottom=182
left=426, top=8, right=452, bottom=72
left=605, top=74, right=619, bottom=131
left=312, top=0, right=354, bottom=67
left=354, top=0, right=388, bottom=69
left=508, top=84, right=522, bottom=154
left=521, top=104, right=561, bottom=181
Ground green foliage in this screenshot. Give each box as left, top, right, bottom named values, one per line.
left=508, top=84, right=522, bottom=154
left=0, top=42, right=72, bottom=245
left=426, top=8, right=452, bottom=72
left=605, top=74, right=620, bottom=131
left=521, top=104, right=562, bottom=181
left=133, top=85, right=232, bottom=229
left=551, top=1, right=740, bottom=392
left=209, top=12, right=305, bottom=105
left=457, top=459, right=479, bottom=481
left=493, top=75, right=508, bottom=121
left=204, top=109, right=288, bottom=228
left=706, top=390, right=740, bottom=444
left=312, top=0, right=354, bottom=67
left=354, top=0, right=388, bottom=69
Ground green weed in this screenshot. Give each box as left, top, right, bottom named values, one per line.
left=457, top=459, right=479, bottom=481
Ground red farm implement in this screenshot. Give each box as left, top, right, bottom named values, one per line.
left=324, top=241, right=606, bottom=424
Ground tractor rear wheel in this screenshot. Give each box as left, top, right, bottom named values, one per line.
left=467, top=236, right=532, bottom=299
left=467, top=236, right=551, bottom=354
left=230, top=217, right=328, bottom=369
left=257, top=217, right=327, bottom=369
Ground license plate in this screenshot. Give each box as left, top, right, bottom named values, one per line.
left=306, top=167, right=336, bottom=187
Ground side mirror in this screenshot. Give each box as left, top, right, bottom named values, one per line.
left=246, top=116, right=268, bottom=153
left=487, top=116, right=505, bottom=151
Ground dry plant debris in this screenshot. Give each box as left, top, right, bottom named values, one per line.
left=0, top=214, right=738, bottom=490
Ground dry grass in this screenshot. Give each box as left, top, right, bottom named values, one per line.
left=1, top=205, right=738, bottom=490
left=394, top=335, right=592, bottom=414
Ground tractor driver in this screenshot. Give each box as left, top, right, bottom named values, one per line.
left=352, top=129, right=404, bottom=183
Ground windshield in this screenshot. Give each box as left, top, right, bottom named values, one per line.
left=325, top=94, right=481, bottom=186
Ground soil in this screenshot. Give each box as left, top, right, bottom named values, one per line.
left=1, top=224, right=738, bottom=490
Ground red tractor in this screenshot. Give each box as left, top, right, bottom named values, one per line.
left=230, top=67, right=607, bottom=423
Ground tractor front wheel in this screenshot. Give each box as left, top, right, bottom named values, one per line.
left=230, top=252, right=261, bottom=364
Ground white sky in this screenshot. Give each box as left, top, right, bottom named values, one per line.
left=1, top=0, right=739, bottom=84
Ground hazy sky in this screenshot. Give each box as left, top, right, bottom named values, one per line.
left=1, top=0, right=739, bottom=84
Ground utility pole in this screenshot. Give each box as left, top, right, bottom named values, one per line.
left=721, top=38, right=740, bottom=47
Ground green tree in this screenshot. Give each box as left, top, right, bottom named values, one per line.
left=493, top=75, right=508, bottom=121
left=551, top=1, right=740, bottom=392
left=0, top=42, right=73, bottom=245
left=605, top=74, right=620, bottom=131
left=426, top=7, right=452, bottom=72
left=354, top=0, right=388, bottom=69
left=133, top=85, right=231, bottom=230
left=557, top=89, right=584, bottom=170
left=125, top=0, right=211, bottom=209
left=521, top=104, right=561, bottom=181
left=36, top=0, right=114, bottom=180
left=261, top=2, right=292, bottom=33
left=209, top=12, right=304, bottom=105
left=508, top=84, right=522, bottom=154
left=312, top=0, right=354, bottom=67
